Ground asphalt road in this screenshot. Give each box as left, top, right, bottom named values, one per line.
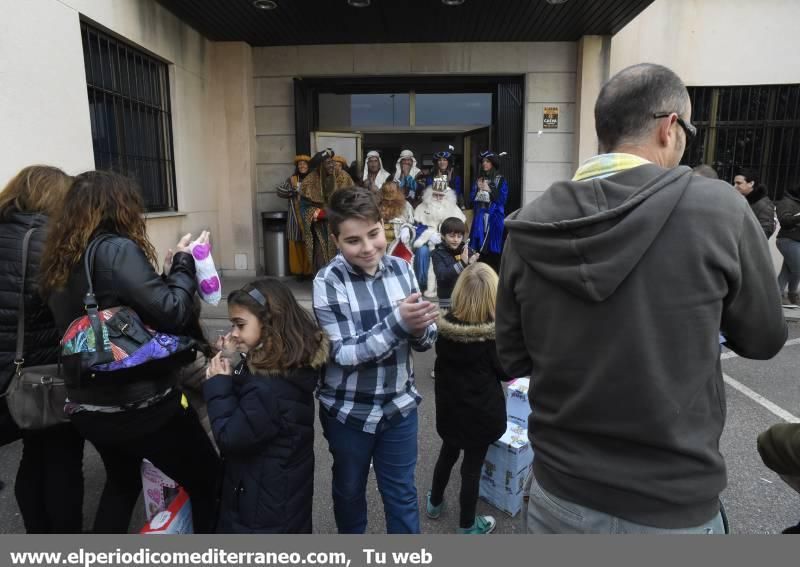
left=0, top=324, right=798, bottom=534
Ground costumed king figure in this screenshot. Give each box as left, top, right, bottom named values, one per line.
left=379, top=180, right=416, bottom=264
left=299, top=149, right=354, bottom=272
left=413, top=177, right=465, bottom=298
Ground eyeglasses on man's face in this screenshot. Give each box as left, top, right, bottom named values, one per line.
left=653, top=112, right=697, bottom=142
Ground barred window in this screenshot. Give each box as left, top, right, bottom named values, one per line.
left=683, top=84, right=800, bottom=199
left=80, top=21, right=177, bottom=212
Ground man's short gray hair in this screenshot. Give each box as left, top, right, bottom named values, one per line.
left=595, top=63, right=690, bottom=152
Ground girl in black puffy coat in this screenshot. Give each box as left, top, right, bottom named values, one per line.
left=204, top=278, right=327, bottom=533
left=425, top=263, right=511, bottom=534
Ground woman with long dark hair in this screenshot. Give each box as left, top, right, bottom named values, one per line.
left=469, top=151, right=508, bottom=272
left=733, top=170, right=775, bottom=239
left=39, top=170, right=220, bottom=533
left=0, top=165, right=84, bottom=533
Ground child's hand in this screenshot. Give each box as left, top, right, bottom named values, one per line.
left=398, top=293, right=438, bottom=337
left=469, top=252, right=480, bottom=264
left=205, top=352, right=232, bottom=380
left=214, top=331, right=231, bottom=352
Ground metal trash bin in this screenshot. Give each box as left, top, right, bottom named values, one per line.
left=262, top=211, right=288, bottom=277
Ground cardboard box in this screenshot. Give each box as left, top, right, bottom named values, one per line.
left=506, top=377, right=531, bottom=429
left=141, top=460, right=181, bottom=521
left=479, top=421, right=534, bottom=517
left=140, top=487, right=193, bottom=534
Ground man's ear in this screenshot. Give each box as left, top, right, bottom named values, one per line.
left=657, top=114, right=676, bottom=147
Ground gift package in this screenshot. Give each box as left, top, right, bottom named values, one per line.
left=190, top=237, right=221, bottom=306
left=139, top=487, right=193, bottom=534
left=139, top=460, right=194, bottom=534
left=479, top=377, right=534, bottom=517
left=505, top=378, right=531, bottom=428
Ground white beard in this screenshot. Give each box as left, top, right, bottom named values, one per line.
left=414, top=195, right=464, bottom=229
left=413, top=192, right=466, bottom=254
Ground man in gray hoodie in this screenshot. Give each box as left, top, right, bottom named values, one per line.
left=496, top=63, right=786, bottom=534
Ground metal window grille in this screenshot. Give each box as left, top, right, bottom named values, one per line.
left=80, top=21, right=177, bottom=212
left=683, top=84, right=800, bottom=200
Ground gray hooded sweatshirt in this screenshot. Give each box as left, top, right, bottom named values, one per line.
left=497, top=163, right=786, bottom=528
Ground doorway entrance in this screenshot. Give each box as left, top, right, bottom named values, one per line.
left=294, top=75, right=524, bottom=212
left=311, top=128, right=493, bottom=204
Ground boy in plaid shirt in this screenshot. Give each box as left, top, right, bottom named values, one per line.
left=313, top=187, right=438, bottom=534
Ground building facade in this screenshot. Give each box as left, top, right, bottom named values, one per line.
left=1, top=0, right=797, bottom=275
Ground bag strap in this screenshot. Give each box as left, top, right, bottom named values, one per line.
left=82, top=234, right=114, bottom=355
left=83, top=234, right=113, bottom=298
left=14, top=228, right=36, bottom=372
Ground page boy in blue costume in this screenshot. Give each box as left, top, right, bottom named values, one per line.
left=469, top=150, right=508, bottom=272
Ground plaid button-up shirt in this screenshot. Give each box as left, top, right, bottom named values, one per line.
left=313, top=253, right=437, bottom=434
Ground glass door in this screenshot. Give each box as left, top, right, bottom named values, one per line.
left=311, top=131, right=364, bottom=173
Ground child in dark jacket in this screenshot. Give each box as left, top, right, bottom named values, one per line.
left=426, top=263, right=511, bottom=534
left=204, top=278, right=328, bottom=533
left=431, top=217, right=479, bottom=309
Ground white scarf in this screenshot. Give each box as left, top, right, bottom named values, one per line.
left=362, top=151, right=390, bottom=188
left=393, top=149, right=420, bottom=181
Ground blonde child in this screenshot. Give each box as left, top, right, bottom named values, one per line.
left=204, top=278, right=328, bottom=533
left=426, top=263, right=511, bottom=534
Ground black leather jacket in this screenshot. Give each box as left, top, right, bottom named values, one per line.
left=0, top=211, right=59, bottom=388
left=48, top=235, right=198, bottom=405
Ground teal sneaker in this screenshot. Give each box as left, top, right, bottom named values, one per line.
left=426, top=491, right=443, bottom=519
left=457, top=515, right=496, bottom=534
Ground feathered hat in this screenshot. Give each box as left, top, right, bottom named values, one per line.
left=333, top=155, right=349, bottom=166
left=479, top=150, right=508, bottom=170
left=294, top=154, right=311, bottom=164
left=432, top=145, right=456, bottom=165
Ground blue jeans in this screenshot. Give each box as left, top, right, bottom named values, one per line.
left=413, top=245, right=430, bottom=291
left=777, top=237, right=800, bottom=294
left=526, top=476, right=725, bottom=534
left=319, top=406, right=420, bottom=534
